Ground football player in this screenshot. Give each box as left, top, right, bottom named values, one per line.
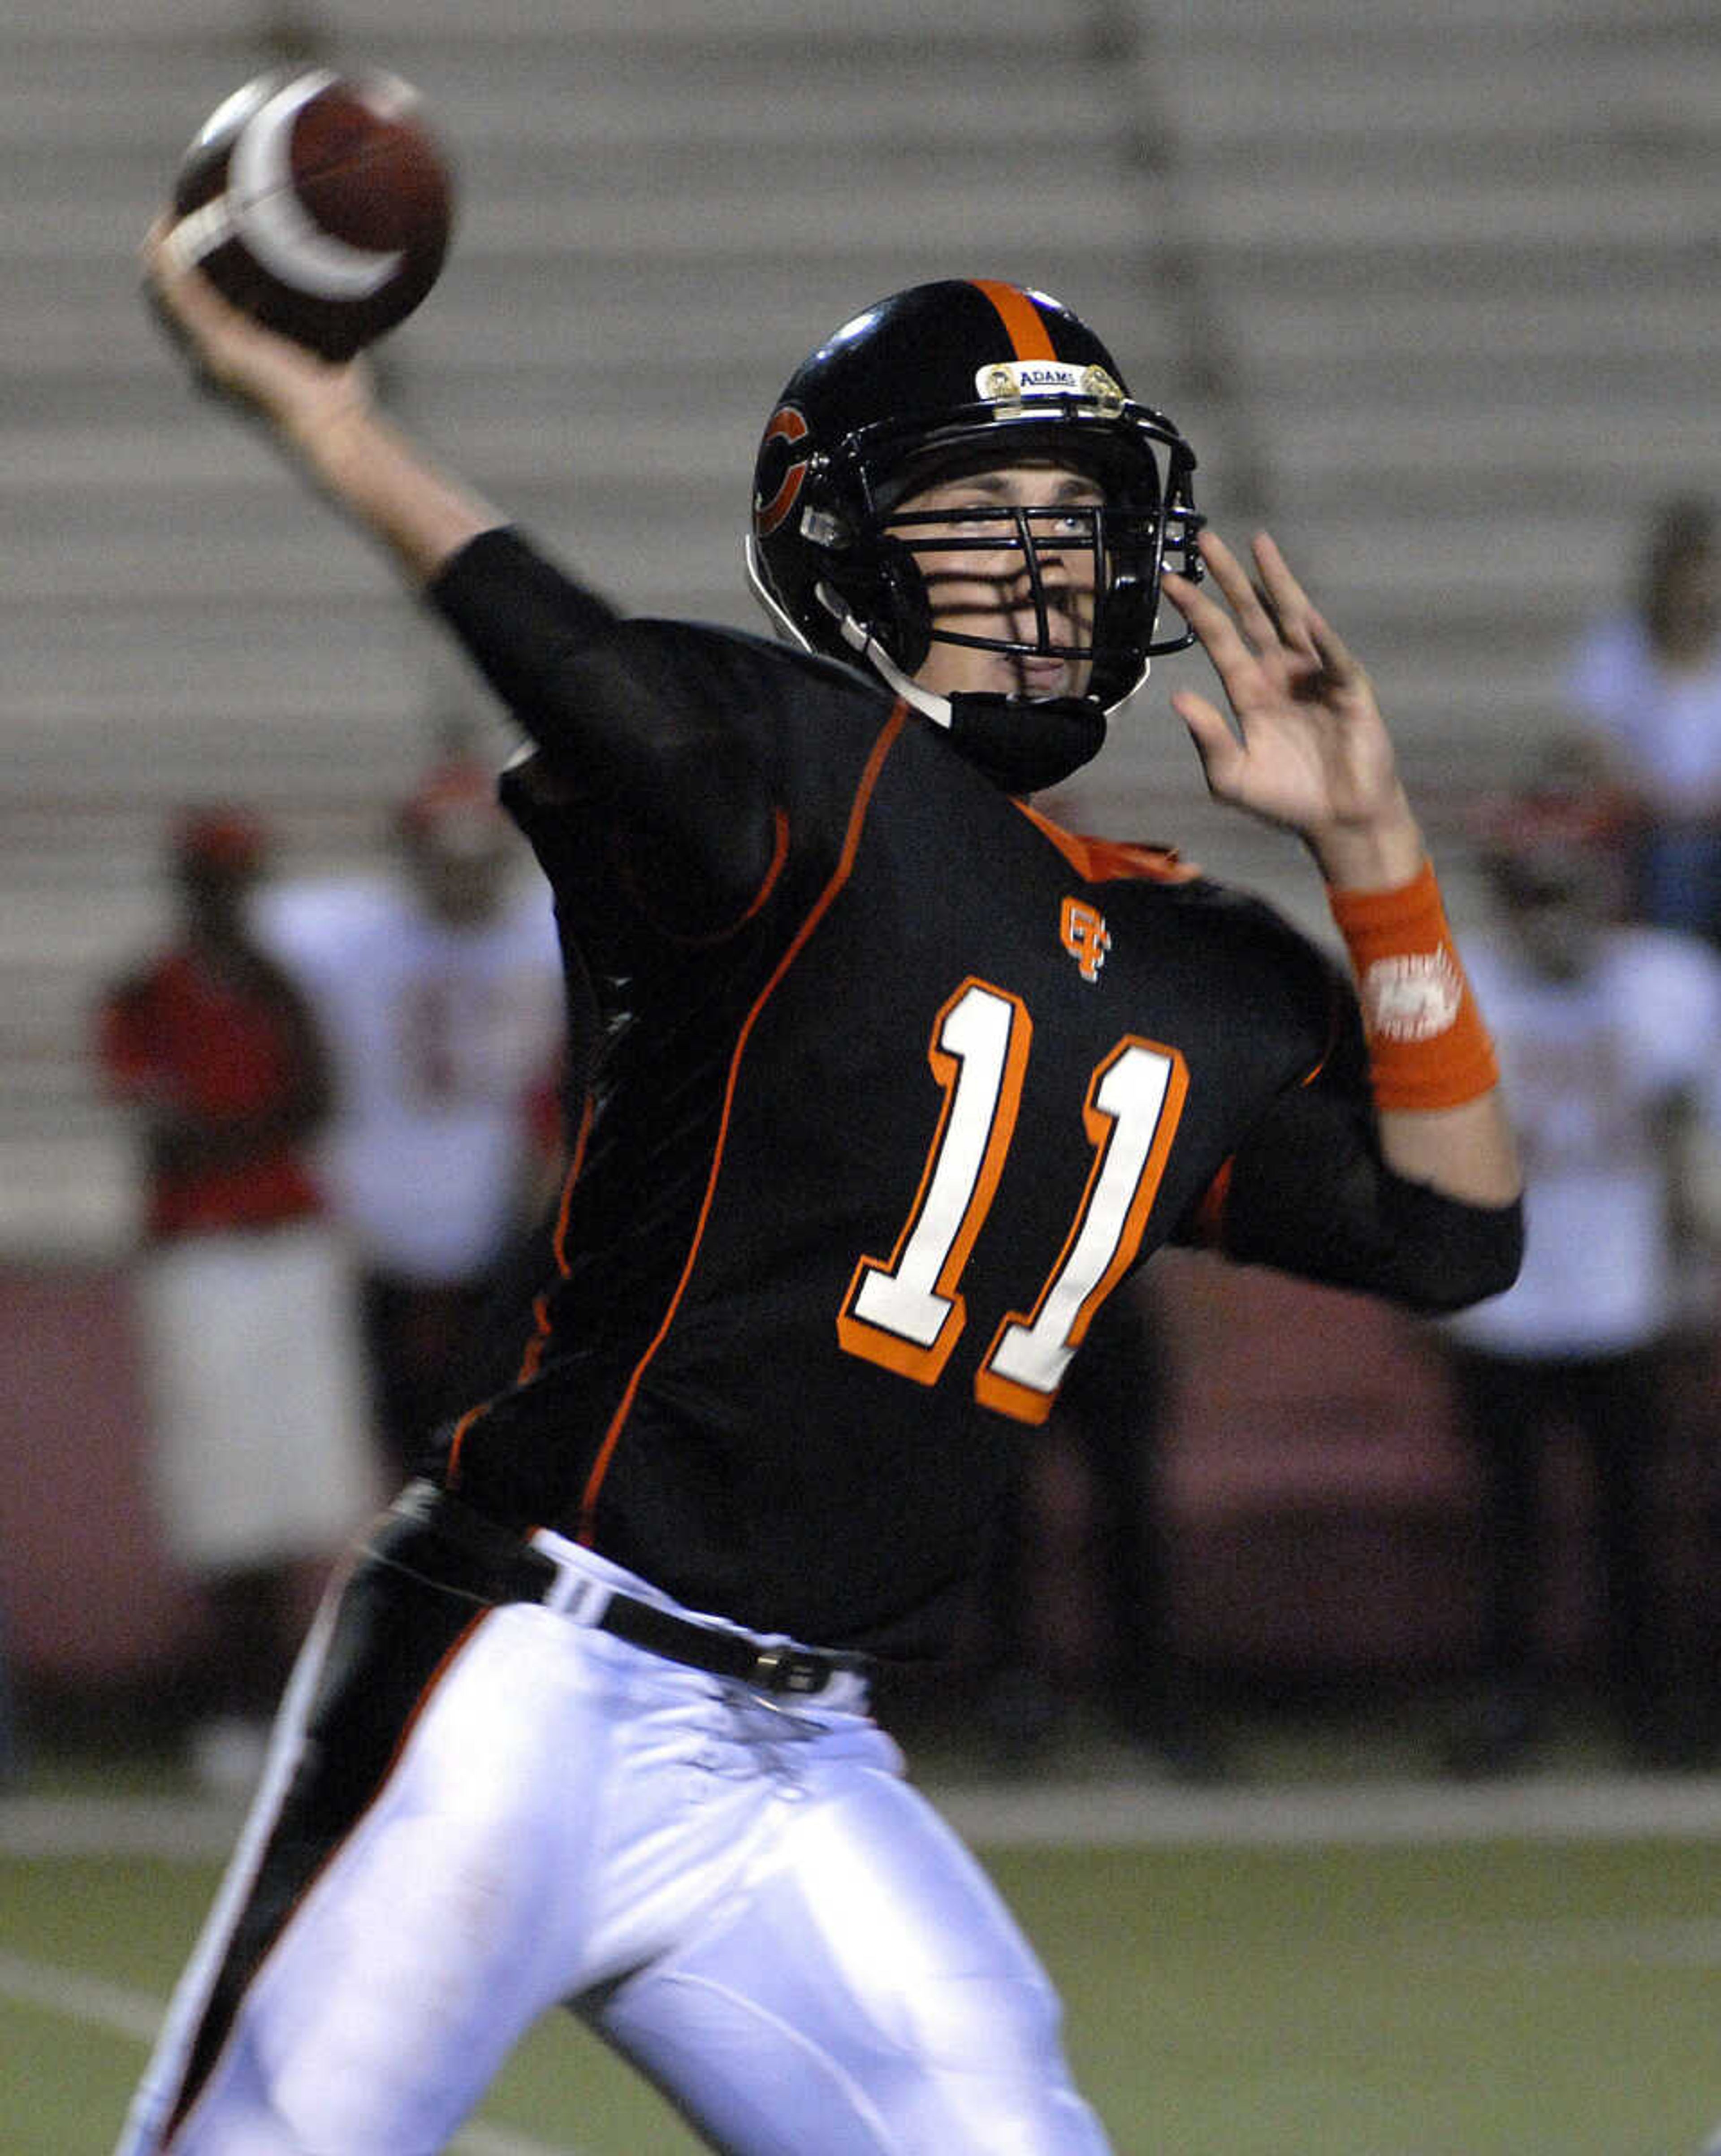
left=123, top=239, right=1521, bottom=2155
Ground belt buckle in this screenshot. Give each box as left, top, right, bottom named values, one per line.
left=541, top=1562, right=610, bottom=1626
left=752, top=1646, right=826, bottom=1696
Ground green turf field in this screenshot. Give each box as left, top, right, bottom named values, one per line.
left=5, top=1780, right=1718, bottom=2155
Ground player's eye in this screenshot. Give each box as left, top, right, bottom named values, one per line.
left=1016, top=504, right=1092, bottom=537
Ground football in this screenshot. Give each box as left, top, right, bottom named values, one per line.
left=170, top=65, right=454, bottom=361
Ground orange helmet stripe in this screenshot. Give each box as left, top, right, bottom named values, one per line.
left=969, top=278, right=1058, bottom=362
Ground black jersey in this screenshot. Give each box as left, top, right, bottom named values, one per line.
left=424, top=530, right=1518, bottom=1657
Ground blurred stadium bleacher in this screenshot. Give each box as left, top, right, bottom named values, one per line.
left=3, top=0, right=1716, bottom=1256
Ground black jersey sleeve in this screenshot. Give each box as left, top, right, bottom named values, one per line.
left=1195, top=991, right=1523, bottom=1314
left=427, top=528, right=780, bottom=929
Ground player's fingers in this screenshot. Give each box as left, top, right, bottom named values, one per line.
left=144, top=216, right=242, bottom=339
left=1249, top=533, right=1324, bottom=659
left=143, top=212, right=368, bottom=427
left=146, top=212, right=305, bottom=368
left=139, top=215, right=181, bottom=315
left=140, top=213, right=229, bottom=369
left=1191, top=532, right=1284, bottom=656
left=1161, top=568, right=1263, bottom=687
left=138, top=229, right=221, bottom=385
left=1170, top=687, right=1243, bottom=793
left=141, top=210, right=206, bottom=304
left=1305, top=606, right=1362, bottom=686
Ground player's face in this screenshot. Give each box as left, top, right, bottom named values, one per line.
left=891, top=462, right=1106, bottom=701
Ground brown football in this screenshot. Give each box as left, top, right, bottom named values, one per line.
left=170, top=66, right=454, bottom=361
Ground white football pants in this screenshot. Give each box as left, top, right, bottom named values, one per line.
left=117, top=1530, right=1111, bottom=2155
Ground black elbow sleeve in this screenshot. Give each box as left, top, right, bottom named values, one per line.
left=1217, top=1084, right=1525, bottom=1315
left=427, top=528, right=779, bottom=923
left=1372, top=1177, right=1525, bottom=1313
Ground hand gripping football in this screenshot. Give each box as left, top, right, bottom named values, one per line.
left=169, top=65, right=454, bottom=361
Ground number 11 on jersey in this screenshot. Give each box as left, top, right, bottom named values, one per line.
left=838, top=978, right=1187, bottom=1424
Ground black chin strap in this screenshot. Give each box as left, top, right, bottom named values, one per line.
left=945, top=694, right=1108, bottom=795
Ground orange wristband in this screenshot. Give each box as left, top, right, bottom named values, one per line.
left=1327, top=860, right=1500, bottom=1112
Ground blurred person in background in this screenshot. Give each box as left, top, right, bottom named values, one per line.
left=1439, top=758, right=1721, bottom=1776
left=95, top=808, right=376, bottom=1793
left=976, top=1278, right=1226, bottom=1781
left=261, top=748, right=566, bottom=1482
left=1567, top=494, right=1721, bottom=943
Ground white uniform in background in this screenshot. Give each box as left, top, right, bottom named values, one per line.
left=1447, top=923, right=1721, bottom=1359
left=261, top=874, right=565, bottom=1286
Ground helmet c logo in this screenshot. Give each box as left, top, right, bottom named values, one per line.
left=754, top=405, right=812, bottom=537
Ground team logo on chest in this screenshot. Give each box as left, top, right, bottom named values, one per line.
left=1059, top=897, right=1111, bottom=983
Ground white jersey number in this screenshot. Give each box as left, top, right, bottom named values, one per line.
left=838, top=978, right=1187, bottom=1425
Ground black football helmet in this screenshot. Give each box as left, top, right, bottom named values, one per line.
left=746, top=278, right=1202, bottom=786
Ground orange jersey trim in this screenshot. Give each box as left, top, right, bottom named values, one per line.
left=740, top=806, right=792, bottom=927
left=574, top=704, right=912, bottom=1543
left=1014, top=800, right=1201, bottom=886
left=1188, top=1156, right=1234, bottom=1248
left=445, top=825, right=785, bottom=1480
left=446, top=1087, right=594, bottom=1480
left=614, top=805, right=791, bottom=948
left=513, top=1089, right=598, bottom=1390
left=551, top=1089, right=597, bottom=1279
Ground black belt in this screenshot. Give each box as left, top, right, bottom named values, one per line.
left=369, top=1483, right=872, bottom=1700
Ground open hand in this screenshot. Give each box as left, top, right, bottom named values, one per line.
left=1162, top=530, right=1422, bottom=888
